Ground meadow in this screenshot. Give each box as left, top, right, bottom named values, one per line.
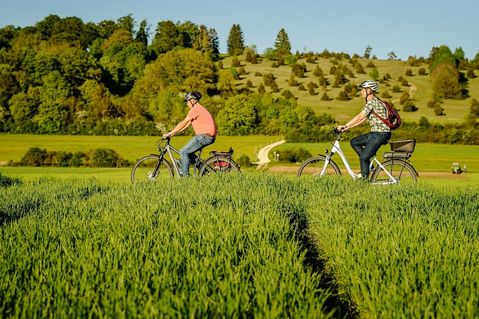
left=2, top=134, right=478, bottom=186
left=1, top=175, right=478, bottom=318
left=0, top=134, right=281, bottom=164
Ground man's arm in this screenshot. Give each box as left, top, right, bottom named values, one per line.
left=163, top=115, right=193, bottom=138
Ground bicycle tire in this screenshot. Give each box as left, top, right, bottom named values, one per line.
left=297, top=155, right=341, bottom=177
left=370, top=159, right=417, bottom=184
left=199, top=156, right=240, bottom=175
left=131, top=155, right=174, bottom=183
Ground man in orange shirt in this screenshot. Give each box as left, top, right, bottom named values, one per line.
left=163, top=91, right=217, bottom=176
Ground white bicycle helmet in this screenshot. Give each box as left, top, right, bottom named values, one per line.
left=358, top=80, right=379, bottom=92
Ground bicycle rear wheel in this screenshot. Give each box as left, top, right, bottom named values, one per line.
left=199, top=156, right=240, bottom=175
left=131, top=155, right=174, bottom=183
left=370, top=159, right=417, bottom=185
left=297, top=155, right=341, bottom=177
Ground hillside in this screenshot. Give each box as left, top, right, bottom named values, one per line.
left=220, top=55, right=479, bottom=124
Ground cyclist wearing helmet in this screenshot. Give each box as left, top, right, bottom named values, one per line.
left=337, top=80, right=391, bottom=179
left=163, top=91, right=217, bottom=176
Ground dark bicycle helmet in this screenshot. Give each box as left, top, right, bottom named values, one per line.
left=184, top=91, right=202, bottom=102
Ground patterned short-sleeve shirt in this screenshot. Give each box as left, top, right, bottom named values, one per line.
left=362, top=98, right=390, bottom=132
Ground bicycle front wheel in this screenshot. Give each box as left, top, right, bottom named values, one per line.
left=297, top=155, right=341, bottom=177
left=131, top=155, right=174, bottom=183
left=199, top=156, right=240, bottom=175
left=370, top=159, right=417, bottom=185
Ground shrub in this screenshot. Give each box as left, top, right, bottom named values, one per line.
left=400, top=92, right=410, bottom=105
left=470, top=98, right=479, bottom=117
left=231, top=56, right=241, bottom=67
left=321, top=92, right=331, bottom=101
left=238, top=67, right=247, bottom=75
left=91, top=149, right=124, bottom=168
left=277, top=148, right=312, bottom=163
left=427, top=99, right=441, bottom=108
left=434, top=105, right=445, bottom=116
left=71, top=152, right=87, bottom=167
left=402, top=101, right=418, bottom=112
left=355, top=63, right=366, bottom=74
left=263, top=73, right=276, bottom=86
left=288, top=74, right=299, bottom=86
left=418, top=67, right=427, bottom=75
left=257, top=84, right=266, bottom=95
left=381, top=90, right=392, bottom=99
left=230, top=68, right=240, bottom=80
left=20, top=147, right=48, bottom=167
left=392, top=85, right=402, bottom=93
left=237, top=154, right=253, bottom=167
left=305, top=55, right=315, bottom=64
left=336, top=90, right=350, bottom=101
left=270, top=81, right=280, bottom=93
left=313, top=66, right=323, bottom=76
left=292, top=63, right=306, bottom=78
left=281, top=90, right=295, bottom=100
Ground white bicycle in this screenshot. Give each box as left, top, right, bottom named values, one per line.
left=297, top=129, right=418, bottom=184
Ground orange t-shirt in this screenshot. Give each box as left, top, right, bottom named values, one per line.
left=187, top=104, right=217, bottom=137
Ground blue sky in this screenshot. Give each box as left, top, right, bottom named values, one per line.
left=1, top=0, right=477, bottom=60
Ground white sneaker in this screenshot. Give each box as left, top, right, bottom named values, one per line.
left=354, top=173, right=363, bottom=180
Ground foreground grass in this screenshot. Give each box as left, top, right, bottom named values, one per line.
left=302, top=177, right=479, bottom=318
left=0, top=176, right=333, bottom=318
left=1, top=175, right=478, bottom=318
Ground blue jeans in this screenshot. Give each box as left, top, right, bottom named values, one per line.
left=350, top=132, right=391, bottom=178
left=179, top=134, right=215, bottom=176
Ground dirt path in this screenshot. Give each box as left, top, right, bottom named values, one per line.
left=255, top=140, right=286, bottom=168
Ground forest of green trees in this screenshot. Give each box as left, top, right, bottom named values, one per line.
left=1, top=15, right=478, bottom=143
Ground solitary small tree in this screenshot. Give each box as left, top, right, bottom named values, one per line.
left=364, top=45, right=373, bottom=59
left=387, top=51, right=397, bottom=60
left=470, top=98, right=479, bottom=118
left=274, top=28, right=291, bottom=57
left=227, top=24, right=245, bottom=56
left=431, top=62, right=461, bottom=98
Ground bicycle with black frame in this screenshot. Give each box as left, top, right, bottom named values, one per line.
left=131, top=137, right=240, bottom=183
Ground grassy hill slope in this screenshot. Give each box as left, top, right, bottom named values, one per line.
left=220, top=55, right=479, bottom=124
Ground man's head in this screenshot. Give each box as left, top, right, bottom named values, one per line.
left=184, top=91, right=202, bottom=103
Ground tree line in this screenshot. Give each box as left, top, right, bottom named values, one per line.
left=0, top=15, right=478, bottom=143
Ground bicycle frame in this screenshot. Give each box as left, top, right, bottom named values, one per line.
left=159, top=138, right=204, bottom=176
left=323, top=134, right=399, bottom=183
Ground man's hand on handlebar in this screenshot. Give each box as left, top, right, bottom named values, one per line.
left=336, top=125, right=348, bottom=133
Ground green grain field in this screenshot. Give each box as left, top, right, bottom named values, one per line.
left=1, top=175, right=478, bottom=318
